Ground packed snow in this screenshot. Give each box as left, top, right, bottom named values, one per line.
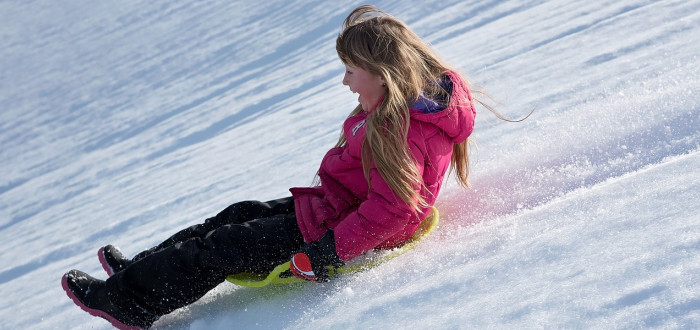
left=1, top=0, right=698, bottom=328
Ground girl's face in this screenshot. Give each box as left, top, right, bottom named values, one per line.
left=342, top=64, right=386, bottom=112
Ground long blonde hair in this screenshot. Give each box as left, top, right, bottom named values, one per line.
left=335, top=5, right=471, bottom=211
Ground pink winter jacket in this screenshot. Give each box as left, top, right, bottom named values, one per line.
left=290, top=71, right=475, bottom=261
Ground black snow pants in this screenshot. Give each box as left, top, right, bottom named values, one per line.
left=105, top=197, right=305, bottom=317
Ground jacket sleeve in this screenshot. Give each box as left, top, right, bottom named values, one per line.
left=332, top=140, right=426, bottom=261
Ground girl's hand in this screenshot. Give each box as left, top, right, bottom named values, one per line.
left=290, top=231, right=343, bottom=282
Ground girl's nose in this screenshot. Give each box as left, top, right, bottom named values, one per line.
left=342, top=73, right=349, bottom=86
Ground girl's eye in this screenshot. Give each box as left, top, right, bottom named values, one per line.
left=346, top=70, right=352, bottom=74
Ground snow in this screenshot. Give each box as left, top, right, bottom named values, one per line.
left=1, top=0, right=698, bottom=328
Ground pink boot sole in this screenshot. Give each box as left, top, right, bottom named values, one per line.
left=61, top=273, right=142, bottom=330
left=97, top=246, right=116, bottom=277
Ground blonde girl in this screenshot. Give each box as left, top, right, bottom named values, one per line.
left=62, top=5, right=476, bottom=329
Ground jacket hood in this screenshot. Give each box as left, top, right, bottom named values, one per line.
left=409, top=70, right=476, bottom=144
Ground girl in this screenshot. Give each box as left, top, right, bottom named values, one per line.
left=62, top=5, right=476, bottom=329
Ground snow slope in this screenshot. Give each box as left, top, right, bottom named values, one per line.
left=0, top=0, right=698, bottom=328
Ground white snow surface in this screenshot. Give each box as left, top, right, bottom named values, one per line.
left=1, top=0, right=699, bottom=329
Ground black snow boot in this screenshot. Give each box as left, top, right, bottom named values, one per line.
left=98, top=245, right=131, bottom=276
left=61, top=269, right=157, bottom=329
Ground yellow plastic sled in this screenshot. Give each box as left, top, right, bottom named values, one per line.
left=226, top=207, right=439, bottom=287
